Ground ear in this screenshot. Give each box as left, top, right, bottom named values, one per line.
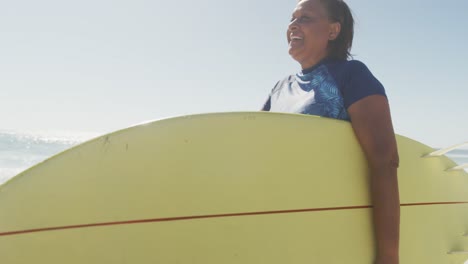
left=328, top=22, right=341, bottom=41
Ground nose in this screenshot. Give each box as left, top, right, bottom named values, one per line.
left=288, top=19, right=299, bottom=32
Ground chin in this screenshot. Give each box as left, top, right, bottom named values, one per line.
left=288, top=49, right=301, bottom=62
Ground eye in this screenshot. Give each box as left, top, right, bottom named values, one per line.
left=290, top=16, right=312, bottom=24
left=298, top=16, right=311, bottom=23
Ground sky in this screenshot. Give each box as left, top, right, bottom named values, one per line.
left=1, top=0, right=467, bottom=148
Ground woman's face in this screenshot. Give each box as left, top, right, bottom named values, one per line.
left=287, top=0, right=340, bottom=69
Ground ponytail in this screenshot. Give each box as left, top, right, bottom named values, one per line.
left=320, top=0, right=354, bottom=60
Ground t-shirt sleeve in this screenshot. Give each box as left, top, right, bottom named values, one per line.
left=342, top=60, right=386, bottom=109
left=261, top=96, right=271, bottom=111
left=261, top=80, right=281, bottom=111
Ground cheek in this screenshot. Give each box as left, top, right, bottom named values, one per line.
left=306, top=27, right=330, bottom=44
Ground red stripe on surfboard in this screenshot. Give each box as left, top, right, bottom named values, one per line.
left=1, top=202, right=467, bottom=237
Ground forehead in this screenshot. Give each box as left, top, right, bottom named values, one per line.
left=293, top=0, right=326, bottom=15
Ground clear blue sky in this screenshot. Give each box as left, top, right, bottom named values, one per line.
left=1, top=0, right=467, bottom=148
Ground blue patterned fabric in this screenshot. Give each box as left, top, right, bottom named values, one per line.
left=262, top=58, right=386, bottom=121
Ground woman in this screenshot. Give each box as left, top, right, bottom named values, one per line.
left=261, top=0, right=400, bottom=263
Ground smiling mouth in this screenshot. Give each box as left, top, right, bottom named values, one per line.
left=290, top=36, right=303, bottom=43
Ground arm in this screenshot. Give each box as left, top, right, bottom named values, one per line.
left=347, top=95, right=400, bottom=264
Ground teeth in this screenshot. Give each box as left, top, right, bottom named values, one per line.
left=291, top=36, right=302, bottom=40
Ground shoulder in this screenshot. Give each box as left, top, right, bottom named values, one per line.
left=338, top=59, right=383, bottom=84
left=331, top=59, right=373, bottom=76
left=345, top=59, right=368, bottom=68
left=320, top=59, right=371, bottom=79
left=338, top=60, right=386, bottom=109
left=346, top=60, right=374, bottom=75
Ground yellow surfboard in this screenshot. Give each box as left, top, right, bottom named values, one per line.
left=1, top=112, right=467, bottom=264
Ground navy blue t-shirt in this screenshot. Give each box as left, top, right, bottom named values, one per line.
left=261, top=58, right=386, bottom=121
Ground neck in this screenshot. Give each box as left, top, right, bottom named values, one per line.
left=299, top=53, right=328, bottom=70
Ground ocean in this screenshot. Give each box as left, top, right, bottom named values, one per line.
left=0, top=130, right=99, bottom=184
left=0, top=129, right=467, bottom=185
